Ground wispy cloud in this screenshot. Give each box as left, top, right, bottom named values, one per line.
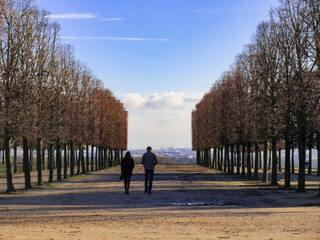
left=60, top=36, right=168, bottom=41
left=100, top=18, right=125, bottom=21
left=48, top=13, right=125, bottom=21
left=48, top=13, right=96, bottom=19
left=207, top=7, right=242, bottom=14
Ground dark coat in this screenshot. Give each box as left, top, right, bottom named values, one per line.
left=141, top=151, right=158, bottom=170
left=121, top=157, right=135, bottom=177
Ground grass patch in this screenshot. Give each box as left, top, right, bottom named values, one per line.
left=0, top=166, right=24, bottom=178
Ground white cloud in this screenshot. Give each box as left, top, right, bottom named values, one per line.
left=145, top=92, right=184, bottom=108
left=60, top=36, right=168, bottom=41
left=123, top=92, right=195, bottom=110
left=122, top=93, right=145, bottom=108
left=121, top=92, right=203, bottom=149
left=48, top=13, right=96, bottom=19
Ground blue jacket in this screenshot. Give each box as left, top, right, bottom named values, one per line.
left=141, top=151, right=158, bottom=170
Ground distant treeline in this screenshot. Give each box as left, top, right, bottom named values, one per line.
left=0, top=0, right=127, bottom=192
left=192, top=0, right=320, bottom=192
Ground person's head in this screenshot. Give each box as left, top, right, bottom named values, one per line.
left=146, top=146, right=152, bottom=152
left=125, top=151, right=132, bottom=158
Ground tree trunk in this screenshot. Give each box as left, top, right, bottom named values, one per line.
left=91, top=145, right=94, bottom=171
left=297, top=112, right=307, bottom=192
left=213, top=148, right=216, bottom=169
left=247, top=142, right=252, bottom=179
left=220, top=147, right=223, bottom=171
left=262, top=142, right=268, bottom=182
left=13, top=142, right=17, bottom=173
left=204, top=149, right=208, bottom=168
left=241, top=144, right=246, bottom=177
left=63, top=143, right=67, bottom=179
left=86, top=144, right=89, bottom=172
left=196, top=150, right=200, bottom=165
left=56, top=139, right=62, bottom=181
left=109, top=149, right=112, bottom=168
left=227, top=145, right=231, bottom=173
left=268, top=148, right=272, bottom=170
left=298, top=131, right=306, bottom=192
left=98, top=146, right=101, bottom=170
left=70, top=141, right=75, bottom=177
left=236, top=144, right=240, bottom=174
left=278, top=149, right=282, bottom=172
left=207, top=149, right=210, bottom=168
left=23, top=137, right=32, bottom=189
left=209, top=148, right=212, bottom=168
left=254, top=142, right=259, bottom=180
left=292, top=146, right=295, bottom=174
left=2, top=148, right=4, bottom=165
left=212, top=148, right=215, bottom=169
left=284, top=138, right=291, bottom=189
left=81, top=145, right=85, bottom=174
left=259, top=150, right=262, bottom=169
left=103, top=147, right=106, bottom=168
left=216, top=148, right=219, bottom=170
left=109, top=149, right=113, bottom=167
left=48, top=144, right=53, bottom=183
left=107, top=148, right=111, bottom=167
left=77, top=147, right=81, bottom=175
left=67, top=146, right=70, bottom=168
left=318, top=145, right=320, bottom=177
left=106, top=148, right=109, bottom=168
left=95, top=145, right=98, bottom=171
left=104, top=148, right=107, bottom=169
left=251, top=150, right=254, bottom=171
left=53, top=148, right=56, bottom=170
left=317, top=133, right=320, bottom=176
left=308, top=147, right=312, bottom=176
left=223, top=146, right=227, bottom=172
left=5, top=136, right=15, bottom=193
left=42, top=148, right=45, bottom=170
left=29, top=148, right=34, bottom=171
left=103, top=148, right=110, bottom=168
left=36, top=138, right=43, bottom=186
left=271, top=138, right=278, bottom=185
left=230, top=145, right=234, bottom=173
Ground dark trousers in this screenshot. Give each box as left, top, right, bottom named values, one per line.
left=145, top=169, right=154, bottom=193
left=124, top=176, right=131, bottom=192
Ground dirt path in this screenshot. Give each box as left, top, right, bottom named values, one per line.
left=0, top=164, right=319, bottom=239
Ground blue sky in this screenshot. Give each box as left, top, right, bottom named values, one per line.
left=36, top=0, right=279, bottom=149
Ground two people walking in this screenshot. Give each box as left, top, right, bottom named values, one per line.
left=120, top=146, right=158, bottom=195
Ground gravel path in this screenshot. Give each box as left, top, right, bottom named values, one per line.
left=0, top=164, right=319, bottom=239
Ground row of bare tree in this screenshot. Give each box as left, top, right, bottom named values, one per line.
left=192, top=0, right=320, bottom=192
left=0, top=0, right=128, bottom=193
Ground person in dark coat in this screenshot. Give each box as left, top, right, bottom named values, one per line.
left=121, top=151, right=135, bottom=194
left=141, top=146, right=158, bottom=194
